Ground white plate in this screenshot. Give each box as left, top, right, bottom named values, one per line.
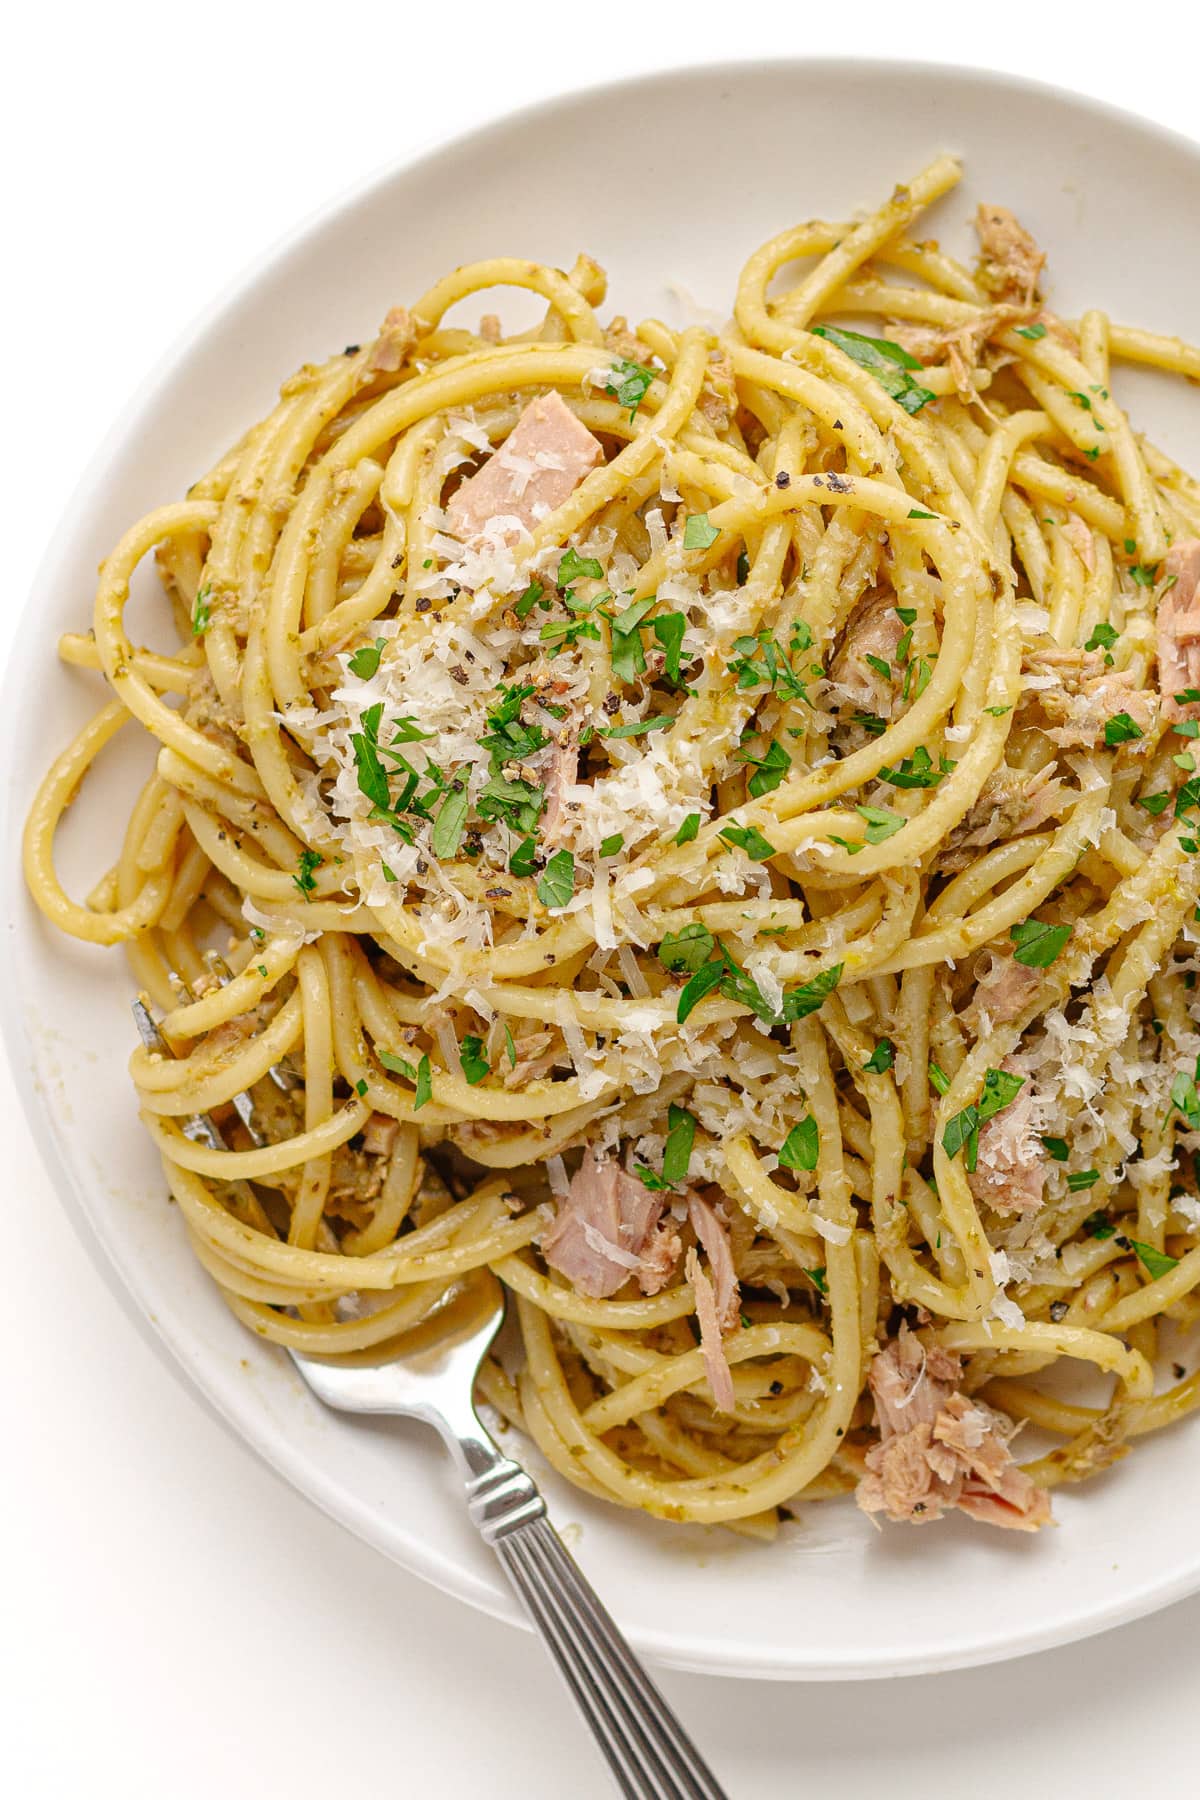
left=6, top=59, right=1200, bottom=1681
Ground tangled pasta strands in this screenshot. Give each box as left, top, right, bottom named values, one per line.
left=25, top=157, right=1200, bottom=1535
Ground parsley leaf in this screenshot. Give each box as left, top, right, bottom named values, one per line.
left=1085, top=622, right=1119, bottom=654
left=658, top=923, right=717, bottom=974
left=662, top=1103, right=697, bottom=1186
left=477, top=775, right=543, bottom=835
left=718, top=822, right=777, bottom=861
left=1170, top=1068, right=1200, bottom=1131
left=805, top=1266, right=829, bottom=1296
left=598, top=832, right=624, bottom=857
left=1066, top=1169, right=1101, bottom=1191
left=1137, top=792, right=1172, bottom=816
left=737, top=738, right=792, bottom=797
left=676, top=958, right=728, bottom=1022
left=191, top=584, right=213, bottom=636
left=514, top=579, right=543, bottom=620
left=652, top=611, right=688, bottom=684
left=503, top=1023, right=517, bottom=1070
left=599, top=715, right=672, bottom=739
left=347, top=637, right=387, bottom=679
left=1130, top=1238, right=1179, bottom=1280
left=855, top=804, right=904, bottom=844
left=675, top=812, right=701, bottom=845
left=413, top=1053, right=432, bottom=1110
left=781, top=963, right=842, bottom=1022
left=1015, top=322, right=1048, bottom=341
left=430, top=777, right=470, bottom=859
left=811, top=324, right=936, bottom=415
left=536, top=848, right=576, bottom=909
left=1105, top=711, right=1144, bottom=745
left=942, top=1068, right=1024, bottom=1160
left=292, top=848, right=322, bottom=899
left=879, top=745, right=949, bottom=789
left=558, top=547, right=604, bottom=587
left=863, top=1038, right=895, bottom=1074
left=778, top=1114, right=819, bottom=1172
left=604, top=357, right=657, bottom=421
left=458, top=1034, right=490, bottom=1085
left=1010, top=917, right=1072, bottom=967
left=683, top=513, right=720, bottom=552
left=928, top=1061, right=951, bottom=1096
left=1083, top=1209, right=1115, bottom=1239
left=378, top=1049, right=416, bottom=1080
left=509, top=835, right=537, bottom=878
left=1129, top=563, right=1159, bottom=589
left=1042, top=1135, right=1070, bottom=1161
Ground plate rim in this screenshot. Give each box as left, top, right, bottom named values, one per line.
left=6, top=53, right=1200, bottom=1680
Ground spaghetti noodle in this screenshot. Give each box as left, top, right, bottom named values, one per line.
left=25, top=156, right=1200, bottom=1535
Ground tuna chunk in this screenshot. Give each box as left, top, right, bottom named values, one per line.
left=685, top=1197, right=740, bottom=1415
left=968, top=950, right=1042, bottom=1028
left=975, top=204, right=1046, bottom=306
left=369, top=305, right=416, bottom=374
left=856, top=1325, right=1051, bottom=1530
left=967, top=1060, right=1045, bottom=1218
left=1020, top=644, right=1156, bottom=750
left=541, top=1153, right=680, bottom=1299
left=686, top=1248, right=736, bottom=1413
left=445, top=391, right=603, bottom=545
left=828, top=590, right=904, bottom=718
left=938, top=762, right=1067, bottom=872
left=1155, top=540, right=1200, bottom=722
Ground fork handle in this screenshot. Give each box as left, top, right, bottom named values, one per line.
left=466, top=1458, right=728, bottom=1800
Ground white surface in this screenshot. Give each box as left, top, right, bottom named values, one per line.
left=18, top=55, right=1200, bottom=1687
left=5, top=2, right=1200, bottom=1791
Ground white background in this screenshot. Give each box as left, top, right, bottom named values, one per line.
left=5, top=6, right=1199, bottom=1795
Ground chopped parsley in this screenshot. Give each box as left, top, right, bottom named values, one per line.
left=810, top=324, right=936, bottom=415
left=1015, top=321, right=1048, bottom=341
left=430, top=777, right=470, bottom=859
left=683, top=512, right=720, bottom=552
left=1169, top=1066, right=1200, bottom=1131
left=658, top=923, right=716, bottom=974
left=737, top=738, right=791, bottom=797
left=599, top=715, right=672, bottom=738
left=907, top=507, right=937, bottom=520
left=879, top=745, right=951, bottom=789
left=1042, top=1136, right=1069, bottom=1161
left=604, top=357, right=657, bottom=421
left=928, top=1061, right=951, bottom=1096
left=191, top=583, right=212, bottom=636
left=675, top=812, right=701, bottom=845
left=1129, top=563, right=1160, bottom=588
left=1136, top=791, right=1172, bottom=816
left=863, top=1038, right=895, bottom=1074
left=1084, top=622, right=1119, bottom=654
left=1066, top=1169, right=1101, bottom=1191
left=536, top=848, right=575, bottom=909
left=347, top=637, right=387, bottom=679
left=1083, top=1209, right=1115, bottom=1240
left=380, top=1047, right=434, bottom=1110
left=1104, top=711, right=1144, bottom=746
left=598, top=832, right=624, bottom=857
left=1130, top=1239, right=1179, bottom=1280
left=355, top=1078, right=368, bottom=1097
left=477, top=774, right=543, bottom=835
left=779, top=1113, right=820, bottom=1172
left=652, top=611, right=688, bottom=684
left=557, top=547, right=604, bottom=587
left=292, top=848, right=322, bottom=899
left=663, top=1103, right=697, bottom=1186
left=718, top=822, right=777, bottom=861
left=509, top=835, right=538, bottom=878
left=856, top=804, right=905, bottom=844
left=514, top=579, right=544, bottom=620
left=503, top=1023, right=517, bottom=1070
left=1010, top=917, right=1072, bottom=968
left=728, top=628, right=819, bottom=703
left=942, top=1067, right=1024, bottom=1162
left=804, top=1266, right=829, bottom=1296
left=458, top=1034, right=490, bottom=1085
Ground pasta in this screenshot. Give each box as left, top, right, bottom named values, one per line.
left=25, top=155, right=1200, bottom=1537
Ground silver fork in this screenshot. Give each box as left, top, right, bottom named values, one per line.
left=131, top=999, right=728, bottom=1799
